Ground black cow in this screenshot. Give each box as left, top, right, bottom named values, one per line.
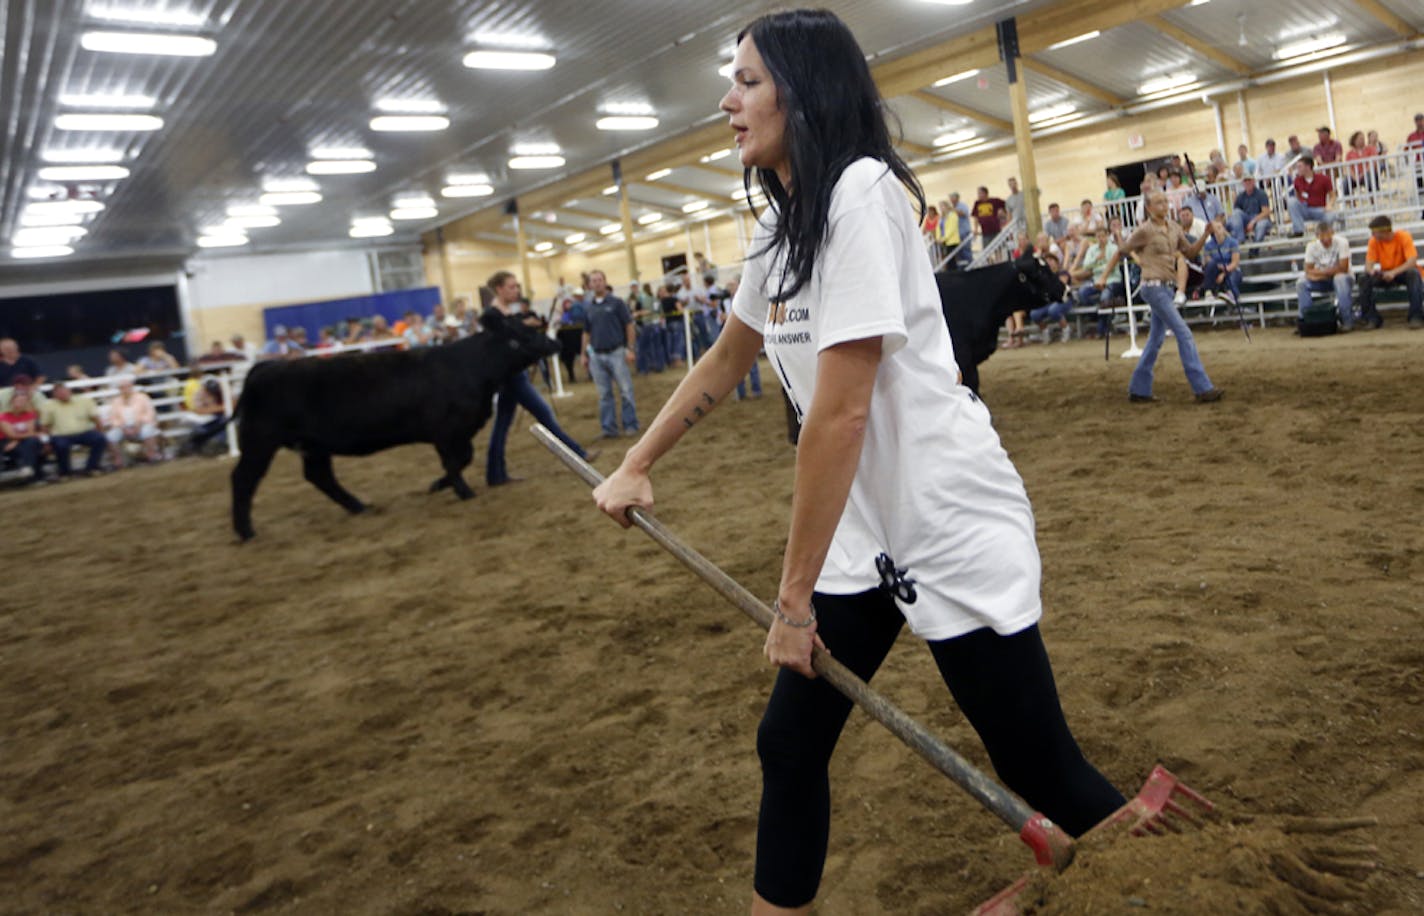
left=936, top=253, right=1066, bottom=394
left=230, top=309, right=559, bottom=540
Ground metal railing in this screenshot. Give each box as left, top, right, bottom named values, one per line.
left=971, top=216, right=1025, bottom=268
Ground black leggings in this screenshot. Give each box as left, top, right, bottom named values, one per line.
left=753, top=589, right=1126, bottom=909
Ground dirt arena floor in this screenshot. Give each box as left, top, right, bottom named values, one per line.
left=3, top=323, right=1422, bottom=915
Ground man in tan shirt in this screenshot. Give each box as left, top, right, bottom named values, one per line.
left=1098, top=191, right=1223, bottom=404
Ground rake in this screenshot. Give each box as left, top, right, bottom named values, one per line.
left=531, top=423, right=1216, bottom=912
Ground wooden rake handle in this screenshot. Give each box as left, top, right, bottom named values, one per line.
left=530, top=424, right=1073, bottom=869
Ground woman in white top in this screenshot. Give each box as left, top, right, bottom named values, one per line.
left=593, top=10, right=1124, bottom=914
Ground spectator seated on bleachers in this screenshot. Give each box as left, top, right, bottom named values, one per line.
left=103, top=376, right=160, bottom=467
left=1288, top=156, right=1338, bottom=237
left=0, top=337, right=45, bottom=387
left=0, top=373, right=46, bottom=412
left=1200, top=218, right=1243, bottom=305
left=1044, top=203, right=1069, bottom=240
left=1176, top=210, right=1206, bottom=301
left=261, top=324, right=303, bottom=359
left=1296, top=221, right=1355, bottom=331
left=1227, top=176, right=1273, bottom=244
left=1028, top=252, right=1076, bottom=343
left=136, top=340, right=180, bottom=375
left=177, top=377, right=228, bottom=456
left=0, top=389, right=43, bottom=480
left=1257, top=138, right=1289, bottom=179
left=1070, top=227, right=1123, bottom=331
left=1360, top=215, right=1424, bottom=329
left=40, top=382, right=107, bottom=477
left=197, top=340, right=241, bottom=365
left=1181, top=183, right=1224, bottom=226
left=105, top=348, right=136, bottom=377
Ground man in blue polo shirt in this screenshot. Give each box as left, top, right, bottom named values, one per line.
left=1227, top=176, right=1273, bottom=244
left=581, top=270, right=639, bottom=438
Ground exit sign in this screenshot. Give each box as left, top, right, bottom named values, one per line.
left=1128, top=133, right=1146, bottom=150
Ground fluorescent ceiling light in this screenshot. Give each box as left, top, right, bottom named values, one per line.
left=80, top=31, right=217, bottom=56
left=37, top=165, right=130, bottom=181
left=306, top=160, right=377, bottom=175
left=933, top=128, right=977, bottom=147
left=25, top=199, right=105, bottom=215
left=370, top=115, right=449, bottom=132
left=310, top=146, right=372, bottom=160
left=442, top=184, right=493, bottom=198
left=58, top=93, right=155, bottom=109
left=1138, top=72, right=1198, bottom=96
left=508, top=155, right=564, bottom=169
left=512, top=142, right=560, bottom=156
left=87, top=5, right=207, bottom=27
left=939, top=137, right=990, bottom=154
left=463, top=50, right=556, bottom=70
left=700, top=148, right=732, bottom=163
left=20, top=209, right=84, bottom=227
left=599, top=223, right=621, bottom=235
left=227, top=204, right=277, bottom=217
left=259, top=191, right=322, bottom=206
left=262, top=177, right=318, bottom=192
left=352, top=216, right=391, bottom=225
left=41, top=149, right=126, bottom=164
left=681, top=200, right=709, bottom=213
left=933, top=69, right=980, bottom=86
left=55, top=113, right=163, bottom=131
left=350, top=223, right=394, bottom=238
left=390, top=207, right=438, bottom=220
left=718, top=62, right=734, bottom=78
left=1190, top=0, right=1211, bottom=5
left=534, top=242, right=554, bottom=252
left=1274, top=33, right=1347, bottom=60
left=1028, top=102, right=1077, bottom=124
left=196, top=234, right=248, bottom=248
left=602, top=185, right=619, bottom=196
left=921, top=0, right=973, bottom=5
left=11, top=245, right=75, bottom=259
left=375, top=98, right=445, bottom=114
left=393, top=195, right=435, bottom=208
left=596, top=116, right=659, bottom=131
left=564, top=232, right=586, bottom=244
left=637, top=212, right=662, bottom=225
left=469, top=31, right=549, bottom=49
left=225, top=215, right=281, bottom=229
left=646, top=168, right=673, bottom=181
left=13, top=226, right=88, bottom=246
left=1047, top=31, right=1100, bottom=50
left=446, top=172, right=489, bottom=185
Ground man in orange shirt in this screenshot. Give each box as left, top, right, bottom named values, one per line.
left=1360, top=215, right=1423, bottom=329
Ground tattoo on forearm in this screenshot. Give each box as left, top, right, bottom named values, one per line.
left=681, top=392, right=717, bottom=429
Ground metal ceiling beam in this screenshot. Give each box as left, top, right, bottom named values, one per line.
left=1350, top=0, right=1419, bottom=36
left=911, top=91, right=1014, bottom=132
left=1146, top=14, right=1252, bottom=75
left=1020, top=58, right=1126, bottom=107
left=896, top=139, right=936, bottom=157
left=632, top=179, right=731, bottom=201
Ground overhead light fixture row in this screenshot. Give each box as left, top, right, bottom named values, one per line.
left=80, top=31, right=217, bottom=56
left=11, top=245, right=75, bottom=259
left=932, top=69, right=979, bottom=87
left=13, top=226, right=88, bottom=246
left=1274, top=33, right=1347, bottom=60
left=1046, top=31, right=1100, bottom=50
left=646, top=168, right=672, bottom=181
left=463, top=50, right=556, bottom=70
left=509, top=155, right=565, bottom=169
left=307, top=160, right=377, bottom=175
left=40, top=149, right=126, bottom=164
left=390, top=207, right=438, bottom=220
left=442, top=184, right=493, bottom=198
left=55, top=113, right=163, bottom=131
left=37, top=165, right=130, bottom=181
left=370, top=115, right=449, bottom=132
left=596, top=116, right=659, bottom=131
left=350, top=223, right=394, bottom=238
left=260, top=191, right=322, bottom=206
left=58, top=93, right=156, bottom=109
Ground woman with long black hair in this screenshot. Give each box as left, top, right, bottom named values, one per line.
left=593, top=10, right=1125, bottom=913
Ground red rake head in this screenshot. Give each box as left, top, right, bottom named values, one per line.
left=973, top=766, right=1216, bottom=916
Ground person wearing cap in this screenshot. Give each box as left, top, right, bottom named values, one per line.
left=0, top=373, right=47, bottom=413
left=1286, top=135, right=1306, bottom=159
left=1296, top=222, right=1354, bottom=332
left=40, top=382, right=108, bottom=476
left=1360, top=215, right=1424, bottom=329
left=1313, top=126, right=1342, bottom=165
left=229, top=333, right=256, bottom=362
left=0, top=337, right=44, bottom=389
left=1257, top=139, right=1288, bottom=179
left=102, top=376, right=161, bottom=466
left=260, top=325, right=301, bottom=359
left=1228, top=175, right=1273, bottom=244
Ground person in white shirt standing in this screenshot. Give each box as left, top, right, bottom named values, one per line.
left=1256, top=138, right=1289, bottom=179
left=591, top=10, right=1125, bottom=915
left=1296, top=222, right=1354, bottom=330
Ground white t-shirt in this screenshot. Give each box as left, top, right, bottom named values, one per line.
left=730, top=158, right=1042, bottom=640
left=1304, top=236, right=1351, bottom=272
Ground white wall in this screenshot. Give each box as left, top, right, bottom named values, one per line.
left=185, top=248, right=375, bottom=312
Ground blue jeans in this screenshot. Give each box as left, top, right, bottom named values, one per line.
left=589, top=347, right=639, bottom=437
left=1226, top=211, right=1271, bottom=243
left=1130, top=284, right=1214, bottom=398
left=1287, top=201, right=1334, bottom=234
left=1029, top=299, right=1074, bottom=323
left=3, top=437, right=42, bottom=473
left=1202, top=262, right=1242, bottom=301
left=665, top=319, right=687, bottom=364
left=690, top=312, right=714, bottom=358
left=635, top=324, right=666, bottom=373
left=737, top=358, right=762, bottom=399
left=487, top=372, right=585, bottom=485
left=51, top=430, right=108, bottom=474
left=1296, top=276, right=1354, bottom=327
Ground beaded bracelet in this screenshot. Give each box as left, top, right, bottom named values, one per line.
left=771, top=598, right=817, bottom=629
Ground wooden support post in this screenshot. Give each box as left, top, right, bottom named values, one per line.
left=512, top=207, right=532, bottom=296
left=437, top=227, right=456, bottom=305
left=614, top=160, right=639, bottom=282
left=999, top=18, right=1042, bottom=239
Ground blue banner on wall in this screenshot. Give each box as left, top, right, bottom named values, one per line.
left=263, top=287, right=441, bottom=343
